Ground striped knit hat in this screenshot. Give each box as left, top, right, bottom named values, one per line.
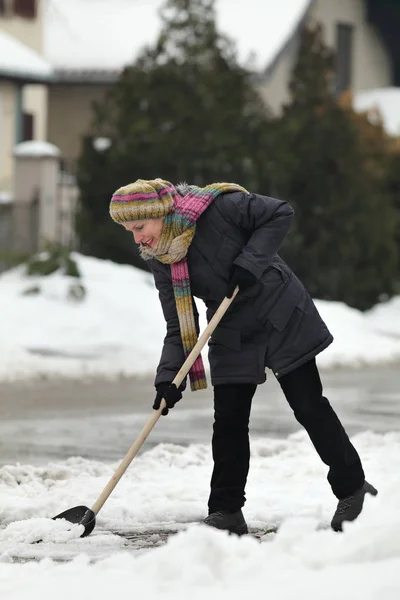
left=109, top=179, right=174, bottom=223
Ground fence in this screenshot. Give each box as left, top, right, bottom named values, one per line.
left=0, top=199, right=39, bottom=257
left=0, top=160, right=79, bottom=272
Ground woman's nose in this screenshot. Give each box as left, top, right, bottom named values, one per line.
left=133, top=231, right=143, bottom=244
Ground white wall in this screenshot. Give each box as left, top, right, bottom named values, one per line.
left=47, top=84, right=110, bottom=160
left=257, top=37, right=300, bottom=115
left=0, top=81, right=16, bottom=193
left=23, top=84, right=48, bottom=140
left=258, top=0, right=393, bottom=115
left=0, top=0, right=44, bottom=54
left=309, top=0, right=392, bottom=91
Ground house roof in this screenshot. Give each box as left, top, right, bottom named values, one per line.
left=45, top=0, right=312, bottom=74
left=0, top=30, right=53, bottom=82
left=354, top=88, right=400, bottom=137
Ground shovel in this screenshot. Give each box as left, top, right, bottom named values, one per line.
left=52, top=288, right=239, bottom=537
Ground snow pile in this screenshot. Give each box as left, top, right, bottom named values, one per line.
left=365, top=296, right=400, bottom=338
left=0, top=254, right=165, bottom=381
left=45, top=0, right=311, bottom=72
left=354, top=88, right=400, bottom=137
left=0, top=431, right=399, bottom=597
left=13, top=141, right=61, bottom=159
left=3, top=521, right=399, bottom=600
left=315, top=299, right=400, bottom=369
left=0, top=518, right=84, bottom=545
left=0, top=253, right=399, bottom=382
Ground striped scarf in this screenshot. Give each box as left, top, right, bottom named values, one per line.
left=142, top=182, right=248, bottom=391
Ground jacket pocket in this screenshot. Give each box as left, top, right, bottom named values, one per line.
left=258, top=281, right=303, bottom=332
left=209, top=326, right=241, bottom=351
left=209, top=330, right=267, bottom=385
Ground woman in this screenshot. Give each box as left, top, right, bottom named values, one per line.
left=109, top=178, right=377, bottom=534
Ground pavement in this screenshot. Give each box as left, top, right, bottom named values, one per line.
left=0, top=365, right=399, bottom=466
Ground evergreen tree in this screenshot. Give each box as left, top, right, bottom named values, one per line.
left=273, top=25, right=398, bottom=310
left=76, top=0, right=270, bottom=268
left=386, top=147, right=400, bottom=287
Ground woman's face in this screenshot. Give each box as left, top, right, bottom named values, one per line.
left=122, top=218, right=164, bottom=248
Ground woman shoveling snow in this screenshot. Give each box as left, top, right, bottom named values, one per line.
left=109, top=178, right=377, bottom=535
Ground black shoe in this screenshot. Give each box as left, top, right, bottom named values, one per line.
left=203, top=509, right=248, bottom=535
left=331, top=481, right=378, bottom=532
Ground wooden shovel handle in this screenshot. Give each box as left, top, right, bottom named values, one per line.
left=91, top=288, right=239, bottom=516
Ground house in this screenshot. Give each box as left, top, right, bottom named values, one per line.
left=0, top=0, right=399, bottom=254
left=2, top=0, right=399, bottom=174
left=257, top=0, right=399, bottom=114
left=0, top=0, right=52, bottom=193
left=43, top=0, right=400, bottom=159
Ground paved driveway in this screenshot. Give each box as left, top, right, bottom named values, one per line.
left=0, top=365, right=399, bottom=465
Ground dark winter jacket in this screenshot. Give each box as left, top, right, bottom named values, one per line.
left=149, top=190, right=333, bottom=387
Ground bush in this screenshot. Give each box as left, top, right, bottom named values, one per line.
left=23, top=242, right=87, bottom=303
left=26, top=242, right=82, bottom=279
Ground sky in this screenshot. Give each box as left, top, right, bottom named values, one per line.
left=1, top=254, right=400, bottom=598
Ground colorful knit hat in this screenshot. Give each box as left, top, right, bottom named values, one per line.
left=109, top=179, right=174, bottom=223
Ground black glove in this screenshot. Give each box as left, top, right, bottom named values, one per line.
left=226, top=265, right=257, bottom=298
left=153, top=382, right=182, bottom=416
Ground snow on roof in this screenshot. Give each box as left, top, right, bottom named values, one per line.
left=45, top=0, right=311, bottom=72
left=0, top=191, right=13, bottom=204
left=353, top=88, right=400, bottom=137
left=14, top=141, right=61, bottom=158
left=0, top=30, right=53, bottom=81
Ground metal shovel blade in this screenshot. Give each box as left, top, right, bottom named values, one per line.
left=53, top=505, right=96, bottom=538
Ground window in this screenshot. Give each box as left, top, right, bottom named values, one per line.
left=13, top=0, right=36, bottom=19
left=335, top=23, right=354, bottom=94
left=0, top=94, right=3, bottom=176
left=22, top=112, right=34, bottom=141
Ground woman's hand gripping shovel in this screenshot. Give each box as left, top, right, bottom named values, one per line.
left=52, top=288, right=239, bottom=537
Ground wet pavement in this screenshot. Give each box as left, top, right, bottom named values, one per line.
left=0, top=365, right=399, bottom=466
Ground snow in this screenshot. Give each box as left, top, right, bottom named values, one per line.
left=365, top=296, right=400, bottom=338
left=353, top=88, right=400, bottom=137
left=13, top=140, right=61, bottom=159
left=0, top=431, right=398, bottom=598
left=0, top=191, right=13, bottom=204
left=1, top=253, right=400, bottom=597
left=92, top=137, right=112, bottom=152
left=0, top=30, right=53, bottom=81
left=0, top=253, right=399, bottom=383
left=45, top=0, right=311, bottom=72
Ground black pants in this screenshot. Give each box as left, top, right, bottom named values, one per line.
left=208, top=358, right=365, bottom=514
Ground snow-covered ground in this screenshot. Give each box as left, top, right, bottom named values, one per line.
left=0, top=253, right=399, bottom=382
left=0, top=431, right=398, bottom=598
left=1, top=254, right=400, bottom=598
